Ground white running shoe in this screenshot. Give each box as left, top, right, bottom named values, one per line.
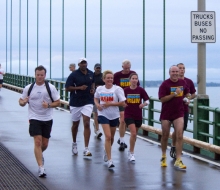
left=107, top=160, right=115, bottom=168
left=128, top=151, right=135, bottom=162
left=83, top=148, right=92, bottom=156
left=72, top=143, right=78, bottom=155
left=38, top=166, right=46, bottom=177
left=103, top=150, right=108, bottom=162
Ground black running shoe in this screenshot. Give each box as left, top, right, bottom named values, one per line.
left=119, top=143, right=125, bottom=151
left=170, top=146, right=176, bottom=159
left=117, top=139, right=127, bottom=148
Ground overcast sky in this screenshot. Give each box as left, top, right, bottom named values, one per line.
left=0, top=0, right=219, bottom=82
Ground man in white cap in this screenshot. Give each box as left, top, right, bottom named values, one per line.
left=65, top=58, right=95, bottom=156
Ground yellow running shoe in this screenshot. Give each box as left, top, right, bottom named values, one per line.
left=174, top=159, right=187, bottom=169
left=160, top=157, right=167, bottom=167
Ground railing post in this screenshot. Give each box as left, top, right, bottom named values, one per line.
left=193, top=94, right=209, bottom=144
left=148, top=97, right=154, bottom=126
left=213, top=108, right=220, bottom=159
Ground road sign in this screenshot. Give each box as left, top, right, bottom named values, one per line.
left=191, top=11, right=216, bottom=43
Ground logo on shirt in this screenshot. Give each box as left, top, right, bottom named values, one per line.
left=170, top=86, right=183, bottom=97
left=127, top=94, right=140, bottom=104
left=120, top=78, right=130, bottom=87
left=100, top=93, right=113, bottom=102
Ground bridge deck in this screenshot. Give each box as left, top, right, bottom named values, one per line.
left=0, top=88, right=220, bottom=190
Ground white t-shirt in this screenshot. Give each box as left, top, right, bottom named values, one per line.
left=21, top=82, right=60, bottom=121
left=0, top=68, right=4, bottom=80
left=94, top=85, right=126, bottom=120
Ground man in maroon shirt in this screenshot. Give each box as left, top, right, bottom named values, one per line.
left=170, top=63, right=196, bottom=159
left=158, top=65, right=189, bottom=169
left=113, top=59, right=139, bottom=151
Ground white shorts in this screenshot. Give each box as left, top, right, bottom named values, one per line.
left=70, top=104, right=93, bottom=121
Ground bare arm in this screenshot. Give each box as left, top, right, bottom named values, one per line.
left=19, top=97, right=29, bottom=107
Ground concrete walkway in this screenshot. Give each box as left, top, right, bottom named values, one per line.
left=0, top=88, right=220, bottom=190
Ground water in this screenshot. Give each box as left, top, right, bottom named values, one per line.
left=143, top=87, right=220, bottom=143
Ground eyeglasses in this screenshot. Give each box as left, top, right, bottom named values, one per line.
left=95, top=67, right=101, bottom=69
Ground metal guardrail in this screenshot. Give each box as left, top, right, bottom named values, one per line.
left=3, top=73, right=220, bottom=160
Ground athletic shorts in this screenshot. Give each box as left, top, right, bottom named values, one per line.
left=29, top=119, right=53, bottom=139
left=119, top=106, right=125, bottom=112
left=172, top=112, right=188, bottom=131
left=0, top=79, right=3, bottom=84
left=70, top=104, right=93, bottom=121
left=125, top=118, right=142, bottom=128
left=98, top=115, right=119, bottom=127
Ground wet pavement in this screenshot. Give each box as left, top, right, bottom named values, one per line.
left=0, top=88, right=220, bottom=190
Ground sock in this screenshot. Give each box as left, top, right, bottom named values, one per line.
left=162, top=154, right=166, bottom=158
left=120, top=137, right=124, bottom=143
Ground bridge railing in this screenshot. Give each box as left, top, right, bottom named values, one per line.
left=3, top=73, right=220, bottom=160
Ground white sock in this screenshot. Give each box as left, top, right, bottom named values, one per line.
left=120, top=137, right=124, bottom=143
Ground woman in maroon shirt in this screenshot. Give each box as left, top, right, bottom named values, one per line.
left=124, top=73, right=149, bottom=162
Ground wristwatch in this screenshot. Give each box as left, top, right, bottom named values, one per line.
left=48, top=103, right=51, bottom=108
left=174, top=92, right=177, bottom=96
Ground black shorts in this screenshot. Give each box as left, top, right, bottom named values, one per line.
left=29, top=119, right=53, bottom=138
left=183, top=112, right=189, bottom=131
left=0, top=79, right=3, bottom=84
left=98, top=116, right=119, bottom=127
left=125, top=118, right=142, bottom=128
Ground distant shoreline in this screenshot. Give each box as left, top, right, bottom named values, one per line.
left=52, top=78, right=220, bottom=87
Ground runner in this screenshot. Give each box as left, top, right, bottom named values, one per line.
left=124, top=73, right=149, bottom=162
left=94, top=70, right=126, bottom=168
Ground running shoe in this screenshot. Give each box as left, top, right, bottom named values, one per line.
left=95, top=130, right=103, bottom=139
left=83, top=148, right=92, bottom=156
left=72, top=142, right=78, bottom=155
left=128, top=152, right=135, bottom=162
left=38, top=166, right=46, bottom=177
left=117, top=139, right=127, bottom=148
left=161, top=156, right=167, bottom=167
left=170, top=146, right=176, bottom=159
left=107, top=160, right=115, bottom=168
left=174, top=159, right=187, bottom=169
left=119, top=142, right=125, bottom=151
left=103, top=150, right=108, bottom=162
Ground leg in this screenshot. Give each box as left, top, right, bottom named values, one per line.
left=102, top=124, right=112, bottom=160
left=161, top=120, right=171, bottom=156
left=72, top=121, right=80, bottom=143
left=41, top=137, right=49, bottom=152
left=119, top=111, right=126, bottom=139
left=82, top=114, right=91, bottom=147
left=93, top=112, right=99, bottom=131
left=173, top=117, right=184, bottom=159
left=128, top=124, right=138, bottom=153
left=34, top=135, right=44, bottom=166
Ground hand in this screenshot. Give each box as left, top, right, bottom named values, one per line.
left=97, top=104, right=103, bottom=111
left=22, top=97, right=29, bottom=105
left=175, top=87, right=181, bottom=96
left=139, top=103, right=145, bottom=109
left=42, top=101, right=49, bottom=109
left=90, top=89, right=95, bottom=94
left=80, top=85, right=88, bottom=90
